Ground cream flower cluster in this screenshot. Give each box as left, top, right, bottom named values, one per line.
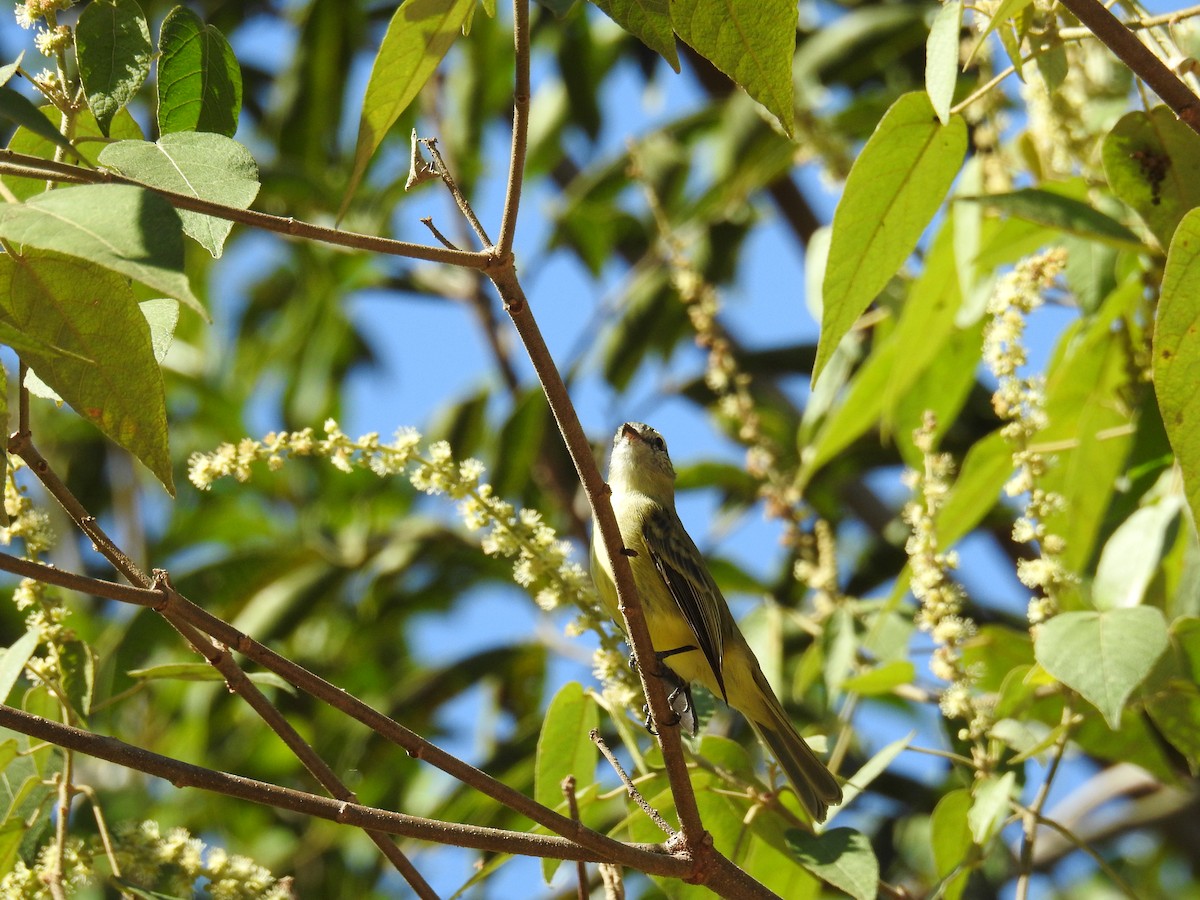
left=903, top=413, right=990, bottom=744
left=189, top=421, right=597, bottom=616
left=0, top=820, right=292, bottom=899
left=982, top=249, right=1075, bottom=625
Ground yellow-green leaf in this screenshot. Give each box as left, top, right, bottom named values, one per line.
left=1155, top=208, right=1200, bottom=524
left=0, top=249, right=173, bottom=492
left=670, top=0, right=796, bottom=136
left=342, top=0, right=474, bottom=217
left=816, top=92, right=966, bottom=381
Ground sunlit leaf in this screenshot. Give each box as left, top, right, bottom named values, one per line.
left=817, top=92, right=967, bottom=380
left=1035, top=608, right=1169, bottom=728
left=157, top=6, right=241, bottom=136
left=0, top=184, right=200, bottom=316
left=926, top=0, right=962, bottom=124
left=589, top=0, right=678, bottom=70
left=100, top=132, right=260, bottom=257
left=343, top=0, right=474, bottom=216
left=0, top=249, right=172, bottom=492
left=1155, top=208, right=1200, bottom=524
left=670, top=0, right=796, bottom=136
left=967, top=771, right=1014, bottom=844
left=1103, top=106, right=1200, bottom=249
left=535, top=682, right=598, bottom=881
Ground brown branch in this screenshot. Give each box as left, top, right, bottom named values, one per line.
left=0, top=151, right=489, bottom=268
left=1057, top=0, right=1200, bottom=132
left=0, top=705, right=685, bottom=871
left=497, top=0, right=531, bottom=258
left=8, top=436, right=438, bottom=897
left=0, top=548, right=647, bottom=867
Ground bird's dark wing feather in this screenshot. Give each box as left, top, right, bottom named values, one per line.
left=642, top=507, right=727, bottom=700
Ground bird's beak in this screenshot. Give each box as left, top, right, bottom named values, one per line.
left=620, top=423, right=641, bottom=443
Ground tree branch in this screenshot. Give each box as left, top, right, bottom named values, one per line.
left=8, top=435, right=438, bottom=898
left=497, top=0, right=531, bottom=258
left=0, top=151, right=489, bottom=268
left=0, top=705, right=686, bottom=871
left=0, top=550, right=646, bottom=867
left=1057, top=0, right=1200, bottom=132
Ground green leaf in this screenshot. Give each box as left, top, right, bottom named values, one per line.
left=99, top=132, right=260, bottom=258
left=1155, top=208, right=1200, bottom=524
left=75, top=0, right=152, bottom=135
left=2, top=106, right=142, bottom=202
left=0, top=52, right=23, bottom=89
left=959, top=187, right=1143, bottom=249
left=926, top=0, right=962, bottom=125
left=1103, top=107, right=1200, bottom=249
left=966, top=0, right=1033, bottom=65
left=1093, top=497, right=1184, bottom=610
left=588, top=0, right=679, bottom=70
left=0, top=87, right=76, bottom=158
left=670, top=0, right=796, bottom=136
left=935, top=430, right=1012, bottom=544
left=817, top=92, right=967, bottom=380
left=0, top=249, right=173, bottom=492
left=343, top=0, right=475, bottom=216
left=1035, top=608, right=1170, bottom=728
left=0, top=183, right=201, bottom=316
left=967, top=771, right=1014, bottom=845
left=0, top=818, right=23, bottom=878
left=830, top=732, right=912, bottom=819
left=535, top=682, right=598, bottom=882
left=157, top=6, right=241, bottom=136
left=59, top=641, right=95, bottom=720
left=786, top=828, right=879, bottom=900
left=930, top=789, right=972, bottom=880
left=841, top=660, right=915, bottom=695
left=0, top=628, right=40, bottom=704
left=1144, top=679, right=1200, bottom=772
left=140, top=299, right=179, bottom=362
left=127, top=663, right=293, bottom=692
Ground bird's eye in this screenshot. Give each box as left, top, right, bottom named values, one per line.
left=651, top=436, right=666, bottom=452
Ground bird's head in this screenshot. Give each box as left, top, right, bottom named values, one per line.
left=607, top=422, right=676, bottom=500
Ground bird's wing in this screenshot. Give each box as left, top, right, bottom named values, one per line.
left=642, top=507, right=727, bottom=700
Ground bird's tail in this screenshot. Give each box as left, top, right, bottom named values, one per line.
left=746, top=666, right=842, bottom=823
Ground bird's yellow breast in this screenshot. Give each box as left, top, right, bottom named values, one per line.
left=591, top=491, right=723, bottom=696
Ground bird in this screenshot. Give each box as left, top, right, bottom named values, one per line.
left=590, top=421, right=843, bottom=823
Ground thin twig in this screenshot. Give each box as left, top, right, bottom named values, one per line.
left=497, top=0, right=531, bottom=258
left=0, top=151, right=489, bottom=269
left=420, top=217, right=462, bottom=251
left=0, top=704, right=687, bottom=872
left=77, top=785, right=121, bottom=881
left=1057, top=0, right=1200, bottom=132
left=562, top=776, right=589, bottom=900
left=1011, top=802, right=1140, bottom=900
left=592, top=730, right=675, bottom=837
left=1015, top=704, right=1074, bottom=900
left=48, top=753, right=72, bottom=900
left=420, top=138, right=493, bottom=249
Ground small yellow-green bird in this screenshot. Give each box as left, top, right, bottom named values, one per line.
left=591, top=422, right=843, bottom=822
